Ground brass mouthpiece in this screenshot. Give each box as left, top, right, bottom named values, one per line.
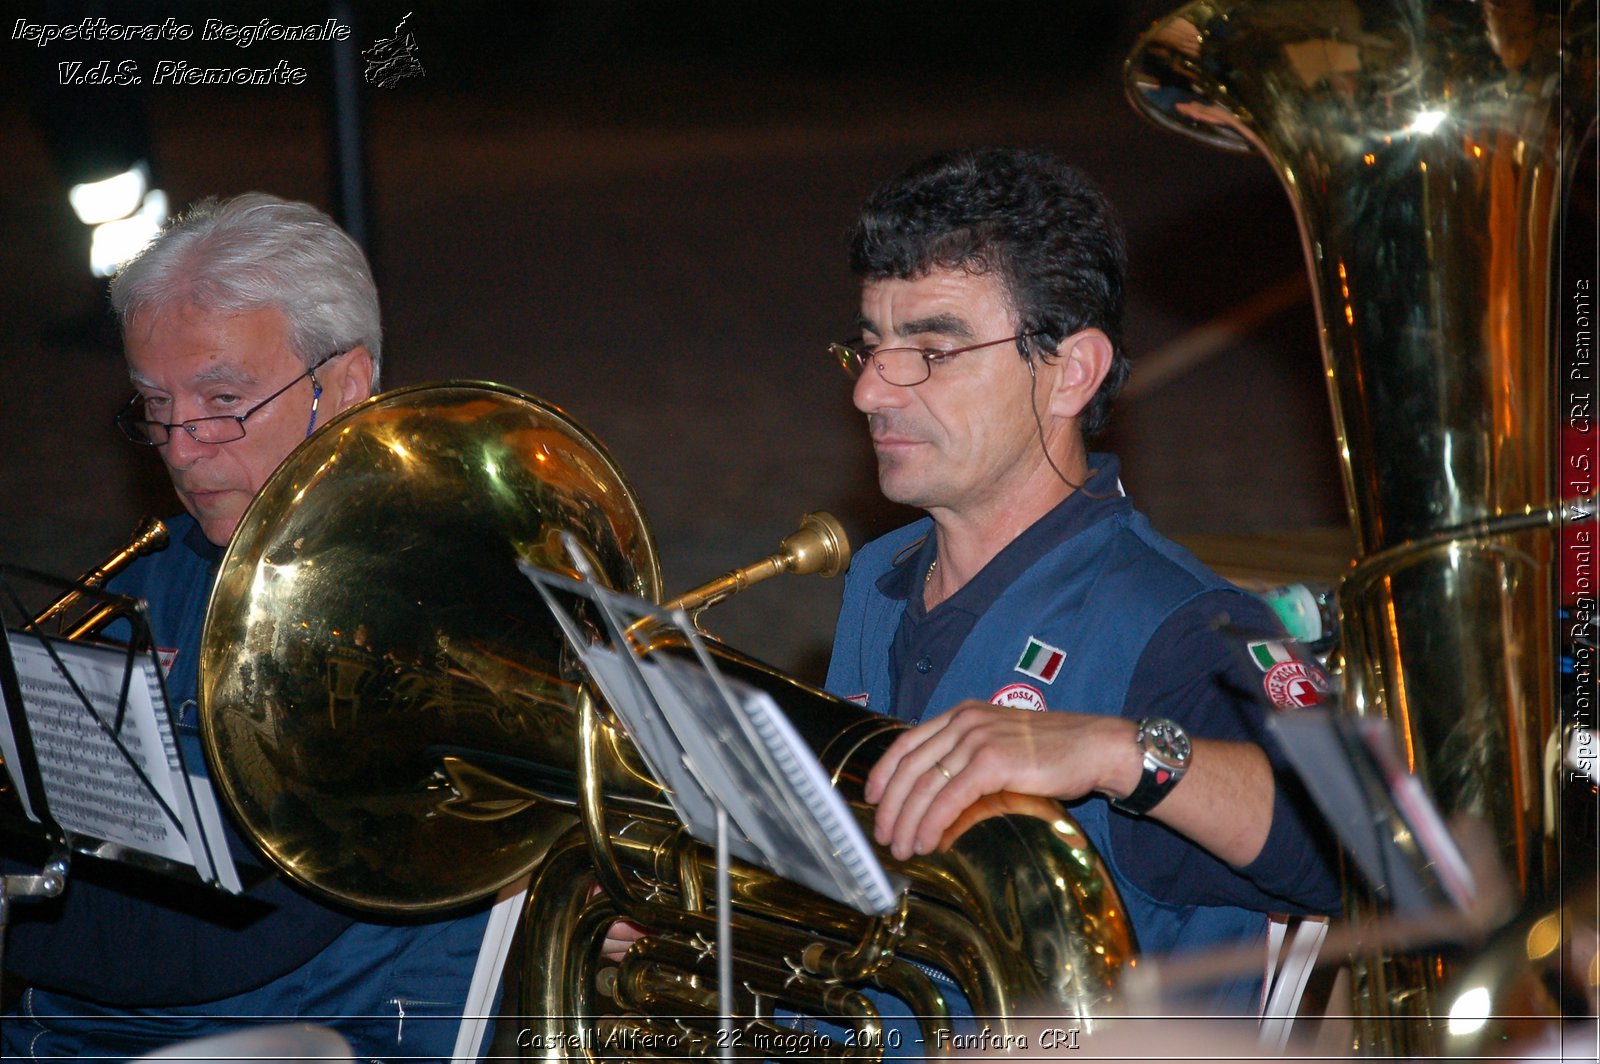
left=33, top=516, right=171, bottom=636
left=661, top=511, right=851, bottom=621
left=776, top=511, right=850, bottom=580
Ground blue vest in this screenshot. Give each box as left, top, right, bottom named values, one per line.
left=827, top=510, right=1269, bottom=1009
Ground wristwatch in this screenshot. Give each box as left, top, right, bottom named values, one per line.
left=1110, top=717, right=1191, bottom=815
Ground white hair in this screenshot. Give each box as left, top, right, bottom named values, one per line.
left=110, top=193, right=382, bottom=385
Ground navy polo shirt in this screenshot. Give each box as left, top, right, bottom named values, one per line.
left=879, top=460, right=1340, bottom=914
left=883, top=462, right=1130, bottom=722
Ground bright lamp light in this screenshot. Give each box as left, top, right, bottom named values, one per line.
left=1409, top=109, right=1447, bottom=135
left=69, top=164, right=148, bottom=225
left=1445, top=985, right=1492, bottom=1036
left=89, top=189, right=169, bottom=278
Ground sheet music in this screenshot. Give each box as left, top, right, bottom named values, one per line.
left=574, top=643, right=724, bottom=840
left=0, top=658, right=38, bottom=821
left=1, top=630, right=240, bottom=891
left=185, top=767, right=244, bottom=893
left=524, top=558, right=901, bottom=916
left=1352, top=715, right=1476, bottom=909
left=1267, top=709, right=1474, bottom=914
left=640, top=652, right=897, bottom=911
left=734, top=681, right=892, bottom=907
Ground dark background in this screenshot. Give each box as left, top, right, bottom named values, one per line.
left=3, top=0, right=1484, bottom=682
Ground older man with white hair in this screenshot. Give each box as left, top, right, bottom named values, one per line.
left=3, top=194, right=492, bottom=1061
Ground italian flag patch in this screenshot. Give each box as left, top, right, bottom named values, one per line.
left=1015, top=637, right=1066, bottom=684
left=1248, top=640, right=1295, bottom=672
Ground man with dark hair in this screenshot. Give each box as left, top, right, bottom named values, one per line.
left=2, top=194, right=492, bottom=1060
left=827, top=148, right=1339, bottom=1012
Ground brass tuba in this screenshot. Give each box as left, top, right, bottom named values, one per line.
left=198, top=382, right=1134, bottom=1053
left=1127, top=0, right=1595, bottom=1053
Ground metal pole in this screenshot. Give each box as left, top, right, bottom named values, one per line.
left=716, top=805, right=733, bottom=1064
left=327, top=0, right=369, bottom=252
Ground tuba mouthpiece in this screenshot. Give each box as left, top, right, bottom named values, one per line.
left=660, top=511, right=853, bottom=620
left=778, top=511, right=850, bottom=579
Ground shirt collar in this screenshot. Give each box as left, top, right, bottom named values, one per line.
left=877, top=453, right=1130, bottom=610
left=181, top=516, right=226, bottom=566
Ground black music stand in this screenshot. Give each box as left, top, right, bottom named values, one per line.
left=0, top=564, right=242, bottom=899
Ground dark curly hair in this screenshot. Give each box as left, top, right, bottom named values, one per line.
left=848, top=147, right=1129, bottom=436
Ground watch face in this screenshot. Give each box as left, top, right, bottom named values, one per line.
left=1144, top=719, right=1191, bottom=765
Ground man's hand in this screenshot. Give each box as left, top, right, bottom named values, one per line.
left=864, top=702, right=1136, bottom=860
left=588, top=883, right=649, bottom=963
left=863, top=702, right=1275, bottom=866
left=598, top=918, right=647, bottom=963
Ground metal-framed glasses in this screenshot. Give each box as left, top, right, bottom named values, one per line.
left=115, top=350, right=344, bottom=446
left=830, top=332, right=1038, bottom=387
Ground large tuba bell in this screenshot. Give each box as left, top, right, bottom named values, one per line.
left=1127, top=0, right=1595, bottom=1053
left=199, top=382, right=1134, bottom=1052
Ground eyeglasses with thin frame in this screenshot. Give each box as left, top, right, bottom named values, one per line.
left=829, top=332, right=1038, bottom=387
left=115, top=349, right=346, bottom=446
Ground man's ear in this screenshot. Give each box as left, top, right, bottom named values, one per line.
left=336, top=347, right=376, bottom=410
left=1042, top=329, right=1113, bottom=421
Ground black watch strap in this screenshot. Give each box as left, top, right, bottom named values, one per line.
left=1114, top=763, right=1177, bottom=815
left=1110, top=717, right=1190, bottom=816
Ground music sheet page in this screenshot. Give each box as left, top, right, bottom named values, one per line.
left=1, top=633, right=225, bottom=880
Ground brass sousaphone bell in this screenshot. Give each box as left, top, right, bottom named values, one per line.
left=1127, top=0, right=1597, bottom=1052
left=199, top=382, right=1135, bottom=1050
left=201, top=382, right=662, bottom=912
